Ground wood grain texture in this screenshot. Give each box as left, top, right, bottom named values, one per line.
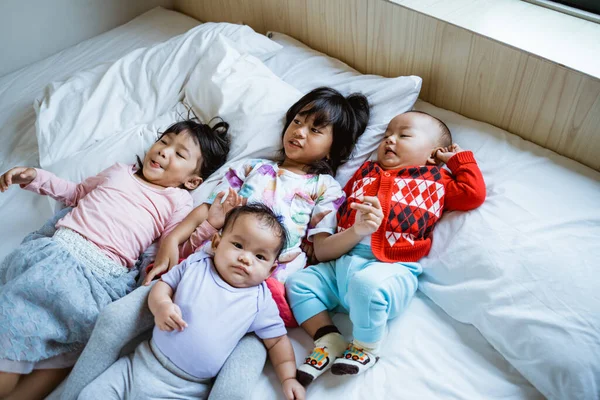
left=174, top=0, right=600, bottom=171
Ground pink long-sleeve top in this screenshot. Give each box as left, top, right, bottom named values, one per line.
left=24, top=163, right=193, bottom=268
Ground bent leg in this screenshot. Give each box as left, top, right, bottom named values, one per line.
left=0, top=371, right=19, bottom=398
left=208, top=334, right=266, bottom=400
left=77, top=354, right=133, bottom=400
left=332, top=261, right=421, bottom=376
left=59, top=284, right=155, bottom=400
left=347, top=261, right=421, bottom=343
left=286, top=262, right=347, bottom=386
left=5, top=368, right=70, bottom=400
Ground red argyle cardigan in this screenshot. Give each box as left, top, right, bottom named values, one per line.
left=337, top=151, right=485, bottom=262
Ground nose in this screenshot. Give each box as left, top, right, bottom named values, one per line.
left=385, top=135, right=395, bottom=144
left=238, top=253, right=251, bottom=266
left=293, top=125, right=307, bottom=139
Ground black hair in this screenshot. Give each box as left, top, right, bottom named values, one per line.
left=221, top=203, right=289, bottom=258
left=407, top=110, right=452, bottom=148
left=280, top=87, right=370, bottom=175
left=137, top=117, right=231, bottom=187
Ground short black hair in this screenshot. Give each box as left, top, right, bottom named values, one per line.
left=407, top=110, right=452, bottom=148
left=221, top=203, right=289, bottom=258
left=158, top=118, right=230, bottom=181
left=281, top=87, right=370, bottom=175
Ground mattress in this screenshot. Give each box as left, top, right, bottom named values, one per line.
left=0, top=7, right=543, bottom=400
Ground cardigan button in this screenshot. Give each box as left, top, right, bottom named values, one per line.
left=384, top=172, right=390, bottom=177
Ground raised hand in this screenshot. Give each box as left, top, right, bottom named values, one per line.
left=433, top=143, right=464, bottom=164
left=207, top=188, right=246, bottom=229
left=350, top=196, right=384, bottom=237
left=0, top=167, right=37, bottom=192
left=154, top=301, right=187, bottom=332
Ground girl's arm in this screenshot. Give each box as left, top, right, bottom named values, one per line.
left=143, top=203, right=210, bottom=285
left=312, top=196, right=384, bottom=262
left=1, top=166, right=108, bottom=206
left=263, top=335, right=305, bottom=400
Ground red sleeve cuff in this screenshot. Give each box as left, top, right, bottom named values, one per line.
left=446, top=151, right=476, bottom=171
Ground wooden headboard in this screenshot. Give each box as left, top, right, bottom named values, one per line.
left=174, top=0, right=600, bottom=171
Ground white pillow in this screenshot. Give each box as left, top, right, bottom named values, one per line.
left=184, top=35, right=302, bottom=204
left=263, top=32, right=422, bottom=187
left=35, top=22, right=282, bottom=168
left=413, top=100, right=600, bottom=399
left=41, top=105, right=185, bottom=183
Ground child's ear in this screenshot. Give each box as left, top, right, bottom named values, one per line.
left=211, top=232, right=221, bottom=251
left=184, top=175, right=203, bottom=190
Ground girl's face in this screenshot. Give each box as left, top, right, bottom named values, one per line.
left=282, top=113, right=333, bottom=167
left=141, top=130, right=203, bottom=189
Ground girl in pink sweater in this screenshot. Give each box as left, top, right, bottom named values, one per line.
left=0, top=119, right=230, bottom=400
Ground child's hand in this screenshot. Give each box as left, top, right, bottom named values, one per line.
left=433, top=143, right=464, bottom=165
left=282, top=378, right=306, bottom=400
left=207, top=188, right=246, bottom=230
left=154, top=301, right=187, bottom=332
left=0, top=167, right=37, bottom=193
left=144, top=242, right=179, bottom=285
left=350, top=196, right=384, bottom=237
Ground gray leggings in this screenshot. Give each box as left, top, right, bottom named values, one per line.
left=58, top=283, right=268, bottom=400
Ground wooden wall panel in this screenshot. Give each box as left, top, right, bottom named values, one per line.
left=174, top=0, right=600, bottom=171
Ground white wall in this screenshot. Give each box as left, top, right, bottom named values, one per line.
left=0, top=0, right=174, bottom=77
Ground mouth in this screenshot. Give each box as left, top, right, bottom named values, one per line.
left=149, top=160, right=163, bottom=169
left=288, top=139, right=303, bottom=149
left=232, top=265, right=248, bottom=274
left=384, top=147, right=397, bottom=156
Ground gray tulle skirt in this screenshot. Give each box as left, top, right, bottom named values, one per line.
left=0, top=207, right=138, bottom=373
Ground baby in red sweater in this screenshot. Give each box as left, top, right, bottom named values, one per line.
left=286, top=110, right=486, bottom=385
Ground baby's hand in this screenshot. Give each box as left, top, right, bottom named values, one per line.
left=207, top=188, right=246, bottom=230
left=351, top=196, right=384, bottom=237
left=433, top=143, right=464, bottom=165
left=0, top=167, right=37, bottom=193
left=154, top=301, right=187, bottom=332
left=282, top=378, right=306, bottom=400
left=144, top=243, right=179, bottom=285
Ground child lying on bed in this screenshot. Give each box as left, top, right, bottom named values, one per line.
left=79, top=203, right=305, bottom=400
left=59, top=86, right=370, bottom=399
left=286, top=110, right=486, bottom=385
left=0, top=119, right=230, bottom=400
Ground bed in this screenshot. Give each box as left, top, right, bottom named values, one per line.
left=1, top=6, right=598, bottom=400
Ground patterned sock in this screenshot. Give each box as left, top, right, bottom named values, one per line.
left=331, top=339, right=380, bottom=376
left=296, top=326, right=347, bottom=387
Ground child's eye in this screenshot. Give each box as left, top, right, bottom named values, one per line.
left=256, top=254, right=266, bottom=261
left=176, top=152, right=185, bottom=158
left=293, top=119, right=301, bottom=125
left=401, top=135, right=409, bottom=138
left=160, top=139, right=168, bottom=144
left=311, top=128, right=321, bottom=134
left=232, top=242, right=242, bottom=249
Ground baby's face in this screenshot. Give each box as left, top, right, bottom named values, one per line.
left=211, top=214, right=279, bottom=288
left=377, top=112, right=439, bottom=170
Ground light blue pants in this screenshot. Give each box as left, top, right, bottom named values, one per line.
left=286, top=244, right=422, bottom=343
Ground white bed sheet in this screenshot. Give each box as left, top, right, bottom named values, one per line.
left=0, top=8, right=542, bottom=400
left=0, top=7, right=201, bottom=260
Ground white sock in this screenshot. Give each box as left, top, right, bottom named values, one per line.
left=296, top=332, right=347, bottom=386
left=331, top=339, right=381, bottom=376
